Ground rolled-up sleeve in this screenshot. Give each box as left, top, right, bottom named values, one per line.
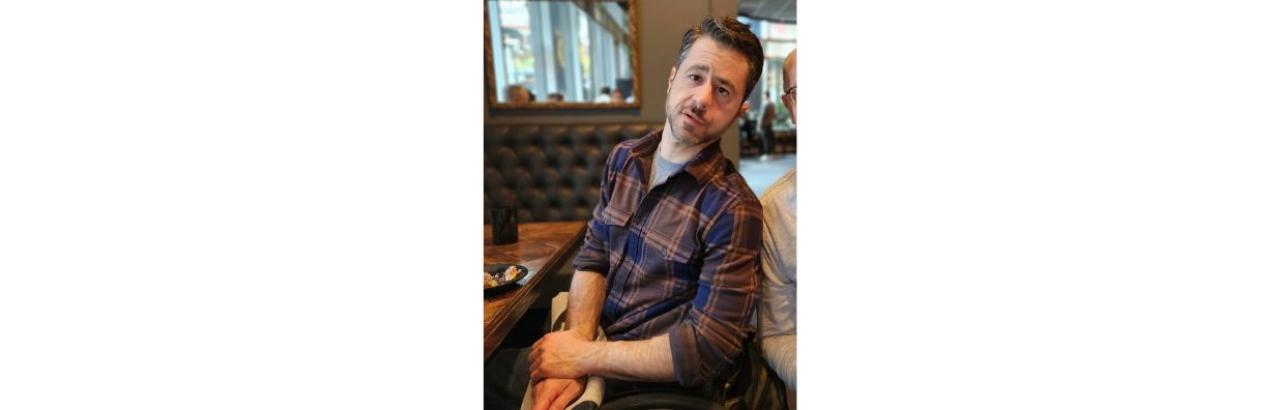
left=571, top=215, right=609, bottom=275
left=571, top=146, right=621, bottom=275
left=668, top=199, right=762, bottom=386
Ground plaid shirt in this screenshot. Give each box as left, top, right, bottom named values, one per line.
left=572, top=131, right=763, bottom=387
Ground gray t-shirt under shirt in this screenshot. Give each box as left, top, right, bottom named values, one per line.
left=649, top=152, right=685, bottom=188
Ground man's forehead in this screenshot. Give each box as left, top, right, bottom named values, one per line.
left=680, top=37, right=750, bottom=83
left=683, top=37, right=747, bottom=66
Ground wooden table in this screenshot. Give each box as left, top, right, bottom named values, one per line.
left=484, top=221, right=587, bottom=360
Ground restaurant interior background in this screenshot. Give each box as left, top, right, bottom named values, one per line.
left=482, top=0, right=798, bottom=401
left=484, top=0, right=796, bottom=168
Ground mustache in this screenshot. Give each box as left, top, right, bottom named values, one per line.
left=679, top=104, right=706, bottom=120
left=680, top=110, right=705, bottom=126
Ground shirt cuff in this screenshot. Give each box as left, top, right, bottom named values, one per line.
left=667, top=321, right=703, bottom=386
left=761, top=334, right=797, bottom=389
left=571, top=248, right=607, bottom=275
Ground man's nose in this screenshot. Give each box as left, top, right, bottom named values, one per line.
left=690, top=83, right=713, bottom=114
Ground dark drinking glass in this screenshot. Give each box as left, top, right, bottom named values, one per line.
left=491, top=207, right=518, bottom=245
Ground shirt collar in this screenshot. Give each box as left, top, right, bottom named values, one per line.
left=628, top=130, right=725, bottom=185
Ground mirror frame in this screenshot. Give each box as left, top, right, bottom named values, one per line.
left=484, top=0, right=641, bottom=110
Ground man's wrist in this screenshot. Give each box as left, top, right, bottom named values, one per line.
left=580, top=340, right=608, bottom=375
left=571, top=326, right=595, bottom=341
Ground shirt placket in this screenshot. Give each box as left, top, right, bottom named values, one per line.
left=611, top=160, right=673, bottom=316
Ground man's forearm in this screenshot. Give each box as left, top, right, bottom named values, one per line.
left=582, top=334, right=675, bottom=382
left=566, top=270, right=606, bottom=340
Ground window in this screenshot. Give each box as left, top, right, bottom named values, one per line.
left=488, top=0, right=635, bottom=104
left=739, top=16, right=796, bottom=130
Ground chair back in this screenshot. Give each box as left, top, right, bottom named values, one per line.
left=484, top=123, right=662, bottom=223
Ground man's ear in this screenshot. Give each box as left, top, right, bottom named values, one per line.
left=739, top=101, right=751, bottom=117
left=782, top=95, right=796, bottom=124
left=667, top=66, right=676, bottom=92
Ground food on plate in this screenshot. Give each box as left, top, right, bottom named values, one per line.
left=503, top=265, right=521, bottom=282
left=484, top=265, right=524, bottom=290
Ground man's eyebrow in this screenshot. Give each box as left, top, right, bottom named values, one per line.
left=683, top=63, right=738, bottom=92
left=684, top=64, right=710, bottom=73
left=712, top=75, right=737, bottom=92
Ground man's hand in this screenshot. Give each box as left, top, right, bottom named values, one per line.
left=530, top=377, right=586, bottom=410
left=529, top=330, right=596, bottom=381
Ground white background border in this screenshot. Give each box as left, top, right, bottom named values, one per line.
left=3, top=0, right=1278, bottom=408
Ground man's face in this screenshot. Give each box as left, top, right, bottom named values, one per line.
left=782, top=57, right=797, bottom=124
left=507, top=87, right=530, bottom=104
left=665, top=37, right=752, bottom=147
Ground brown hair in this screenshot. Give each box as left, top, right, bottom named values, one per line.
left=673, top=16, right=765, bottom=103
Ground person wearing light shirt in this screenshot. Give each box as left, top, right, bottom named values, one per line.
left=759, top=48, right=798, bottom=393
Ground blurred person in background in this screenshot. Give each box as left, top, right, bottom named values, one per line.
left=506, top=84, right=532, bottom=104
left=758, top=91, right=777, bottom=155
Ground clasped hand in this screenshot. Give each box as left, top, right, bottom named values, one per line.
left=528, top=331, right=595, bottom=410
left=529, top=330, right=594, bottom=381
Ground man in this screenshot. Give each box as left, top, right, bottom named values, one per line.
left=506, top=84, right=532, bottom=104
left=759, top=92, right=776, bottom=155
left=527, top=17, right=766, bottom=410
left=758, top=48, right=797, bottom=393
left=594, top=86, right=613, bottom=103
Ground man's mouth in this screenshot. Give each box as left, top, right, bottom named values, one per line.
left=682, top=111, right=703, bottom=127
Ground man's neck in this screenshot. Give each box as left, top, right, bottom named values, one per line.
left=658, top=123, right=718, bottom=164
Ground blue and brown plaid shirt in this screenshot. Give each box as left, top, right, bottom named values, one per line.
left=572, top=130, right=763, bottom=387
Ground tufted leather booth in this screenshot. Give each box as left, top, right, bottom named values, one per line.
left=484, top=123, right=664, bottom=223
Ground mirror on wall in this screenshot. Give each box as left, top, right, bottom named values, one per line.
left=485, top=0, right=640, bottom=109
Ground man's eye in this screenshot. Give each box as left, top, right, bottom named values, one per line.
left=718, top=87, right=729, bottom=96
left=688, top=74, right=701, bottom=82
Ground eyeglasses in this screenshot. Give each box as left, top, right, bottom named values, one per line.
left=784, top=86, right=797, bottom=100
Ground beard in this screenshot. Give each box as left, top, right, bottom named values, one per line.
left=665, top=102, right=729, bottom=147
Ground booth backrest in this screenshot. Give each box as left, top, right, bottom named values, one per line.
left=484, top=123, right=663, bottom=223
